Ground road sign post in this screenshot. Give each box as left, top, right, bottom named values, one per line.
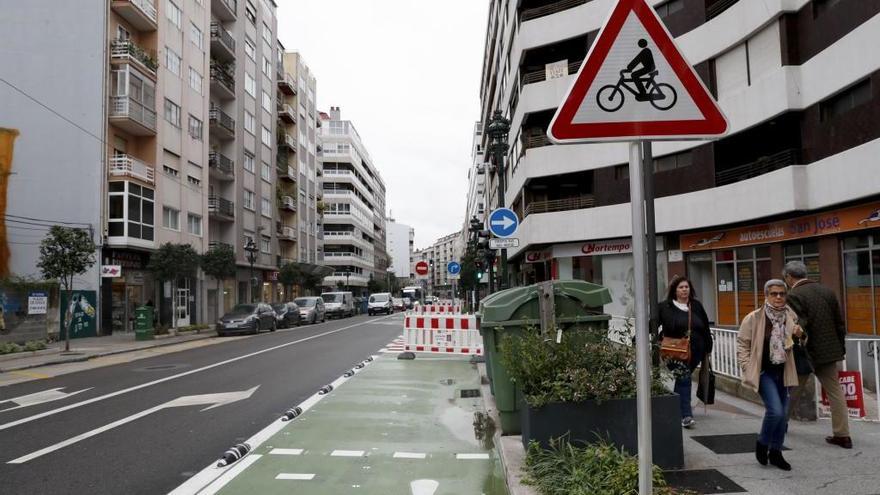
left=489, top=208, right=519, bottom=292
left=546, top=1, right=728, bottom=491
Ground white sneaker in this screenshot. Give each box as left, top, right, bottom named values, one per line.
left=681, top=416, right=695, bottom=429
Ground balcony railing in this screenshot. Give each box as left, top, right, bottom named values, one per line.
left=524, top=133, right=552, bottom=150
left=210, top=22, right=236, bottom=59
left=278, top=103, right=295, bottom=123
left=111, top=0, right=158, bottom=30
left=524, top=195, right=596, bottom=217
left=208, top=196, right=235, bottom=218
left=210, top=61, right=235, bottom=96
left=109, top=154, right=155, bottom=184
left=281, top=195, right=296, bottom=210
left=278, top=132, right=296, bottom=149
left=209, top=150, right=234, bottom=178
left=323, top=169, right=353, bottom=176
left=211, top=0, right=237, bottom=21
left=209, top=106, right=235, bottom=137
left=278, top=72, right=296, bottom=95
left=208, top=241, right=233, bottom=252
left=520, top=0, right=588, bottom=23
left=521, top=59, right=583, bottom=86
left=715, top=148, right=799, bottom=186
left=109, top=95, right=157, bottom=134
left=706, top=0, right=740, bottom=20
left=110, top=40, right=158, bottom=76
left=278, top=226, right=296, bottom=239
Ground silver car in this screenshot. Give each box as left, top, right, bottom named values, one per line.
left=294, top=297, right=325, bottom=324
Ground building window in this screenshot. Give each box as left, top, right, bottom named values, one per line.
left=162, top=206, right=180, bottom=230
left=245, top=72, right=255, bottom=97
left=244, top=111, right=255, bottom=134
left=164, top=99, right=181, bottom=127
left=262, top=56, right=272, bottom=77
left=108, top=181, right=154, bottom=240
left=245, top=37, right=256, bottom=60
left=165, top=47, right=181, bottom=76
left=842, top=234, right=880, bottom=335
left=243, top=189, right=255, bottom=210
left=187, top=213, right=202, bottom=235
left=166, top=0, right=182, bottom=29
left=245, top=0, right=257, bottom=24
left=820, top=79, right=872, bottom=122
left=187, top=175, right=201, bottom=187
left=262, top=22, right=272, bottom=44
left=261, top=197, right=271, bottom=216
left=188, top=67, right=202, bottom=93
left=261, top=236, right=270, bottom=254
left=189, top=22, right=203, bottom=50
left=261, top=90, right=271, bottom=111
left=784, top=242, right=820, bottom=282
left=261, top=126, right=271, bottom=147
left=714, top=246, right=772, bottom=326
left=244, top=150, right=255, bottom=172
left=653, top=150, right=693, bottom=173
left=163, top=165, right=179, bottom=177
left=261, top=161, right=271, bottom=181
left=188, top=115, right=203, bottom=140
left=655, top=0, right=683, bottom=17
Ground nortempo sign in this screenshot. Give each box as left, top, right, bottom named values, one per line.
left=553, top=238, right=665, bottom=258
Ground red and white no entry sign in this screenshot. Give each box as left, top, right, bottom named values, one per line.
left=415, top=261, right=429, bottom=276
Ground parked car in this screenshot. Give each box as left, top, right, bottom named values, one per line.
left=392, top=297, right=405, bottom=312
left=272, top=302, right=301, bottom=329
left=368, top=293, right=393, bottom=315
left=294, top=297, right=325, bottom=324
left=321, top=291, right=355, bottom=318
left=217, top=303, right=277, bottom=335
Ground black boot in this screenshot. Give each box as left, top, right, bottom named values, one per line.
left=769, top=449, right=791, bottom=471
left=755, top=441, right=768, bottom=465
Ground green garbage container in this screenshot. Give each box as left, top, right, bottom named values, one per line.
left=134, top=306, right=155, bottom=341
left=479, top=280, right=612, bottom=434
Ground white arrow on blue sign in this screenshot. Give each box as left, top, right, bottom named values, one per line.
left=447, top=262, right=461, bottom=275
left=488, top=208, right=519, bottom=238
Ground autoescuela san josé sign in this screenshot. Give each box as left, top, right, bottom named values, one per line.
left=680, top=202, right=880, bottom=252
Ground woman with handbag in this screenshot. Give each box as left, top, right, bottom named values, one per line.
left=736, top=279, right=803, bottom=471
left=658, top=275, right=713, bottom=428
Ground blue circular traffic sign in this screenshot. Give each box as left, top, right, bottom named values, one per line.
left=447, top=262, right=461, bottom=275
left=488, top=208, right=519, bottom=238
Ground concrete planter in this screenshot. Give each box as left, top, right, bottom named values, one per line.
left=520, top=394, right=684, bottom=469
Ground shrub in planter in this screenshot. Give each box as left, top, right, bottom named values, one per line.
left=500, top=328, right=684, bottom=469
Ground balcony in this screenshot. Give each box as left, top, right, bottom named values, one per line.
left=280, top=166, right=296, bottom=182
left=208, top=241, right=233, bottom=252
left=278, top=72, right=296, bottom=95
left=281, top=195, right=296, bottom=211
left=208, top=196, right=235, bottom=220
left=110, top=40, right=158, bottom=78
left=109, top=95, right=157, bottom=136
left=278, top=132, right=296, bottom=150
left=111, top=0, right=158, bottom=31
left=211, top=0, right=237, bottom=21
left=210, top=23, right=236, bottom=61
left=109, top=154, right=155, bottom=184
left=209, top=61, right=235, bottom=100
left=325, top=273, right=370, bottom=286
left=524, top=133, right=552, bottom=151
left=715, top=148, right=799, bottom=187
left=521, top=59, right=583, bottom=86
left=278, top=103, right=295, bottom=123
left=208, top=150, right=234, bottom=180
left=278, top=226, right=296, bottom=241
left=209, top=106, right=235, bottom=140
left=524, top=196, right=595, bottom=217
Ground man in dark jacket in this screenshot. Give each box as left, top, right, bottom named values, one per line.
left=783, top=261, right=851, bottom=448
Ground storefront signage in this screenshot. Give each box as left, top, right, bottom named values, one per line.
left=105, top=250, right=148, bottom=270
left=524, top=250, right=553, bottom=263
left=681, top=202, right=880, bottom=252
left=820, top=371, right=866, bottom=419
left=27, top=291, right=48, bottom=315
left=264, top=271, right=279, bottom=282
left=101, top=265, right=122, bottom=278
left=553, top=237, right=665, bottom=259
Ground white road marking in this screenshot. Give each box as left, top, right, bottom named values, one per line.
left=269, top=448, right=303, bottom=456
left=393, top=452, right=426, bottom=459
left=455, top=453, right=490, bottom=460
left=331, top=450, right=365, bottom=457
left=410, top=479, right=439, bottom=495
left=0, top=317, right=393, bottom=432
left=8, top=387, right=259, bottom=464
left=197, top=454, right=263, bottom=495
left=0, top=387, right=93, bottom=412
left=276, top=473, right=315, bottom=480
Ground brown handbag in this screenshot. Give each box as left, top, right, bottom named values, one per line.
left=660, top=303, right=692, bottom=362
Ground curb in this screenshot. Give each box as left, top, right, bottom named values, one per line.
left=0, top=333, right=216, bottom=373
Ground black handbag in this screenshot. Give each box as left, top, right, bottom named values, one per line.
left=793, top=339, right=813, bottom=375
left=697, top=360, right=716, bottom=405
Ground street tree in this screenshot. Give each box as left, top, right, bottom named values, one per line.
left=37, top=226, right=96, bottom=352
left=278, top=261, right=300, bottom=297
left=148, top=243, right=200, bottom=329
left=200, top=243, right=236, bottom=322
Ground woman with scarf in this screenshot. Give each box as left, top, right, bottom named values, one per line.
left=736, top=279, right=804, bottom=470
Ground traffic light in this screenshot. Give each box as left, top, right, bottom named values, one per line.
left=474, top=258, right=485, bottom=282
left=476, top=229, right=490, bottom=251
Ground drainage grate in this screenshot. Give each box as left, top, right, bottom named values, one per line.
left=692, top=433, right=789, bottom=455
left=460, top=389, right=481, bottom=398
left=664, top=469, right=747, bottom=494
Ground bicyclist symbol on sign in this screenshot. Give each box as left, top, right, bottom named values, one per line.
left=596, top=39, right=678, bottom=112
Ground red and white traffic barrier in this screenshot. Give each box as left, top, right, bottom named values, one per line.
left=408, top=304, right=462, bottom=315
left=402, top=314, right=482, bottom=355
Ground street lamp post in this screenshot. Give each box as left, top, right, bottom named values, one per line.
left=487, top=109, right=511, bottom=290
left=345, top=271, right=350, bottom=293
left=243, top=238, right=258, bottom=303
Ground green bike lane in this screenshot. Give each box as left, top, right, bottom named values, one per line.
left=180, top=353, right=508, bottom=495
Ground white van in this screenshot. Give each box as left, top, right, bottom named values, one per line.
left=321, top=291, right=354, bottom=318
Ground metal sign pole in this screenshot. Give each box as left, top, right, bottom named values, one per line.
left=628, top=141, right=653, bottom=494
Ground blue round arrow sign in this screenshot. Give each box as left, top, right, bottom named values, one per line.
left=447, top=262, right=461, bottom=275
left=488, top=208, right=519, bottom=238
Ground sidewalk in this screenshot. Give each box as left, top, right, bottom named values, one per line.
left=0, top=330, right=216, bottom=373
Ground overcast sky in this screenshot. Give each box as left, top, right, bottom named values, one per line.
left=277, top=0, right=488, bottom=251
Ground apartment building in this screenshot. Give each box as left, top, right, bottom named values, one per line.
left=318, top=107, right=387, bottom=296
left=429, top=232, right=463, bottom=299
left=477, top=0, right=880, bottom=330
left=463, top=120, right=488, bottom=239
left=386, top=216, right=415, bottom=282
left=276, top=51, right=321, bottom=279
left=207, top=0, right=280, bottom=311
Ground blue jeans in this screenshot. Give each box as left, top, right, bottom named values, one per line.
left=758, top=369, right=790, bottom=450
left=674, top=373, right=693, bottom=419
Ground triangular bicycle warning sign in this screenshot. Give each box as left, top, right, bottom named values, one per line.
left=548, top=0, right=727, bottom=143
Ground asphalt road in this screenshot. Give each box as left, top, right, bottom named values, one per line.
left=0, top=314, right=404, bottom=495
